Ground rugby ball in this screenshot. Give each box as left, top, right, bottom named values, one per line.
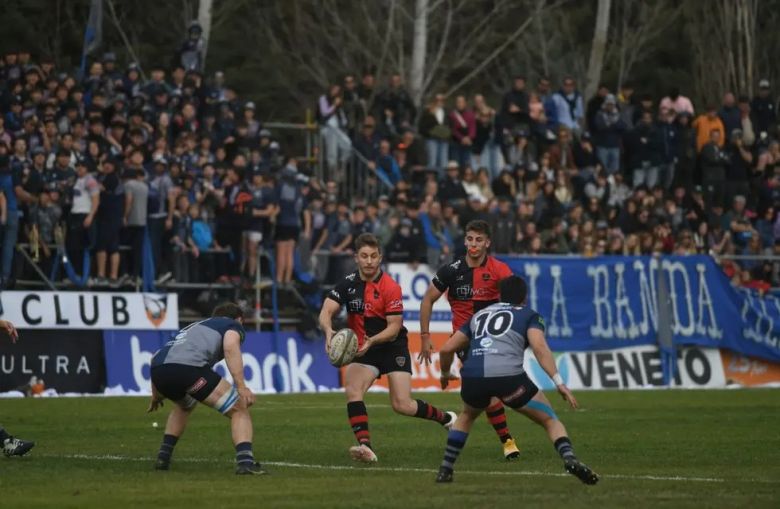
left=328, top=328, right=359, bottom=367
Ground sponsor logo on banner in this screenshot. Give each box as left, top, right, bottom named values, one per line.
left=720, top=350, right=780, bottom=386
left=0, top=330, right=106, bottom=393
left=103, top=330, right=339, bottom=393
left=386, top=263, right=452, bottom=333
left=0, top=291, right=178, bottom=329
left=524, top=346, right=725, bottom=390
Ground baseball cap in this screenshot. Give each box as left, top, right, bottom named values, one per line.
left=604, top=94, right=617, bottom=105
left=259, top=129, right=271, bottom=138
left=245, top=101, right=256, bottom=110
left=759, top=79, right=770, bottom=89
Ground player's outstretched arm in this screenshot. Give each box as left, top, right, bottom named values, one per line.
left=319, top=298, right=341, bottom=354
left=0, top=320, right=19, bottom=343
left=418, top=285, right=443, bottom=365
left=356, top=314, right=402, bottom=357
left=439, top=332, right=468, bottom=389
left=223, top=331, right=255, bottom=408
left=527, top=328, right=578, bottom=410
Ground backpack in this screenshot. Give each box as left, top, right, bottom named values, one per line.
left=191, top=220, right=213, bottom=250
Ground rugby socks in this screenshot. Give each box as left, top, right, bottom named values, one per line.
left=235, top=442, right=256, bottom=467
left=486, top=402, right=513, bottom=443
left=414, top=399, right=449, bottom=425
left=157, top=434, right=178, bottom=464
left=554, top=437, right=576, bottom=460
left=347, top=401, right=371, bottom=448
left=440, top=430, right=469, bottom=473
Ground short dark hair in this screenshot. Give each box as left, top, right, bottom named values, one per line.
left=465, top=220, right=492, bottom=239
left=354, top=233, right=381, bottom=252
left=500, top=276, right=527, bottom=305
left=212, top=302, right=244, bottom=320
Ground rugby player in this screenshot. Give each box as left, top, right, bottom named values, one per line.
left=1, top=319, right=35, bottom=457
left=419, top=220, right=520, bottom=460
left=319, top=233, right=457, bottom=463
left=148, top=303, right=266, bottom=475
left=436, top=276, right=599, bottom=485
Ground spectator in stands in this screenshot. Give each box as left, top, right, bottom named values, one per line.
left=449, top=95, right=476, bottom=169
left=625, top=110, right=661, bottom=189
left=552, top=77, right=584, bottom=136
left=585, top=83, right=610, bottom=133
left=95, top=157, right=123, bottom=284
left=693, top=105, right=726, bottom=153
left=123, top=168, right=148, bottom=281
left=148, top=155, right=174, bottom=277
left=472, top=97, right=502, bottom=177
left=500, top=74, right=530, bottom=133
left=700, top=129, right=730, bottom=209
left=375, top=73, right=416, bottom=133
left=674, top=112, right=697, bottom=190
left=719, top=92, right=741, bottom=137
left=318, top=83, right=352, bottom=180
left=657, top=107, right=679, bottom=189
left=274, top=158, right=306, bottom=285
left=438, top=161, right=468, bottom=207
left=737, top=96, right=756, bottom=147
left=593, top=94, right=626, bottom=175
left=617, top=82, right=637, bottom=129
left=751, top=79, right=776, bottom=135
left=420, top=200, right=453, bottom=266
left=660, top=87, right=695, bottom=116
left=725, top=129, right=753, bottom=204
left=419, top=94, right=450, bottom=173
left=489, top=196, right=518, bottom=254
left=245, top=169, right=276, bottom=280
left=371, top=138, right=402, bottom=188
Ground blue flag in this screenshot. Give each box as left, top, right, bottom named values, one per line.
left=80, top=0, right=103, bottom=76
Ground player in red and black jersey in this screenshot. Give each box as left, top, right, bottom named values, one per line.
left=319, top=233, right=456, bottom=463
left=419, top=220, right=521, bottom=460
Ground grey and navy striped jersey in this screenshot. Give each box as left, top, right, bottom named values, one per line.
left=458, top=302, right=545, bottom=378
left=151, top=317, right=246, bottom=368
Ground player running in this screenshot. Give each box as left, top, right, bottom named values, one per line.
left=419, top=220, right=520, bottom=460
left=319, top=233, right=456, bottom=463
left=436, top=276, right=599, bottom=485
left=1, top=319, right=35, bottom=458
left=148, top=302, right=266, bottom=475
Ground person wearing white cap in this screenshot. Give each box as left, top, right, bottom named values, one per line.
left=751, top=79, right=775, bottom=134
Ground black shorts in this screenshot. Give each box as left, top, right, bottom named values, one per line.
left=275, top=225, right=300, bottom=241
left=95, top=219, right=121, bottom=253
left=151, top=363, right=222, bottom=404
left=460, top=372, right=539, bottom=410
left=354, top=340, right=412, bottom=376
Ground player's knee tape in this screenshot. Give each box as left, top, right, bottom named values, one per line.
left=215, top=386, right=239, bottom=415
left=525, top=400, right=558, bottom=420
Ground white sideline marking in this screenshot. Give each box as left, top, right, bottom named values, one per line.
left=39, top=453, right=765, bottom=484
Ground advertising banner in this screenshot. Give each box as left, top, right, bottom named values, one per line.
left=0, top=291, right=178, bottom=330
left=103, top=330, right=340, bottom=394
left=386, top=263, right=453, bottom=333
left=0, top=330, right=106, bottom=393
left=720, top=350, right=780, bottom=387
left=523, top=345, right=726, bottom=390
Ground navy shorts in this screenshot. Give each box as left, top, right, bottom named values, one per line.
left=354, top=340, right=412, bottom=376
left=460, top=372, right=539, bottom=410
left=151, top=363, right=222, bottom=403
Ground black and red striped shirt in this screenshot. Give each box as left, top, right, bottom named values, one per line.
left=431, top=255, right=513, bottom=332
left=326, top=270, right=407, bottom=348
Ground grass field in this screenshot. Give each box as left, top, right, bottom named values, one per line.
left=1, top=390, right=779, bottom=508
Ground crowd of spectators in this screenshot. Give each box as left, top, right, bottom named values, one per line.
left=0, top=43, right=778, bottom=292
left=316, top=73, right=780, bottom=290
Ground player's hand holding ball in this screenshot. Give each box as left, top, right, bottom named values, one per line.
left=355, top=336, right=372, bottom=358
left=327, top=328, right=359, bottom=366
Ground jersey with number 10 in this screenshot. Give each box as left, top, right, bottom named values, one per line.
left=458, top=302, right=546, bottom=378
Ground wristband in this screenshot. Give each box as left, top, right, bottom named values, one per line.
left=552, top=373, right=564, bottom=385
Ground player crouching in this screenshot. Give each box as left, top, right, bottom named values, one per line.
left=435, top=276, right=599, bottom=485
left=319, top=233, right=456, bottom=463
left=148, top=303, right=267, bottom=475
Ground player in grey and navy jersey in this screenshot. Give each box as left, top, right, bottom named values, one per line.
left=148, top=302, right=266, bottom=475
left=434, top=276, right=599, bottom=485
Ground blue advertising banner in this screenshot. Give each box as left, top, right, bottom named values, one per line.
left=498, top=255, right=780, bottom=362
left=103, top=330, right=340, bottom=394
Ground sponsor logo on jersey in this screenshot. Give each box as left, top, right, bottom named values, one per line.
left=481, top=273, right=491, bottom=281
left=347, top=287, right=356, bottom=294
left=347, top=299, right=364, bottom=313
left=187, top=377, right=207, bottom=394
left=480, top=337, right=493, bottom=348
left=395, top=356, right=406, bottom=367
left=346, top=273, right=356, bottom=281
left=374, top=290, right=380, bottom=299
left=389, top=299, right=402, bottom=309
left=450, top=260, right=462, bottom=269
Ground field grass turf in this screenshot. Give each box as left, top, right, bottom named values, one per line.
left=0, top=390, right=778, bottom=508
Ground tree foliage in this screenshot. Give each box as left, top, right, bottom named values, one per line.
left=2, top=0, right=780, bottom=121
